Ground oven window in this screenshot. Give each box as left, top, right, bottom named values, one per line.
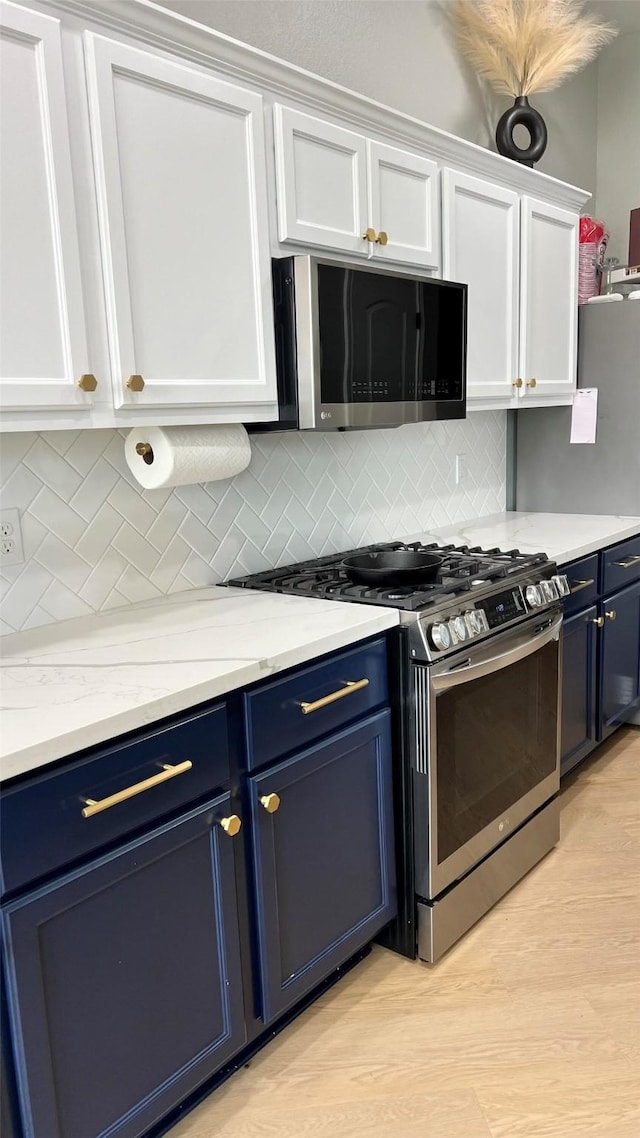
left=436, top=640, right=558, bottom=865
left=316, top=263, right=465, bottom=404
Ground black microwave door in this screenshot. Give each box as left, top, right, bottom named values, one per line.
left=317, top=264, right=465, bottom=406
left=318, top=266, right=419, bottom=404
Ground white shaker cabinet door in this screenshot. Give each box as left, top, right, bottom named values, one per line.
left=367, top=141, right=439, bottom=269
left=0, top=1, right=92, bottom=412
left=84, top=34, right=277, bottom=411
left=519, top=197, right=579, bottom=401
left=273, top=104, right=368, bottom=255
left=442, top=169, right=520, bottom=403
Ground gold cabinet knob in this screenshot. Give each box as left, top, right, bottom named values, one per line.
left=126, top=374, right=145, bottom=392
left=589, top=616, right=605, bottom=627
left=219, top=814, right=242, bottom=836
left=605, top=610, right=616, bottom=621
left=77, top=373, right=98, bottom=392
left=375, top=231, right=388, bottom=246
left=512, top=378, right=523, bottom=389
left=362, top=227, right=377, bottom=242
left=526, top=378, right=537, bottom=388
left=260, top=793, right=281, bottom=814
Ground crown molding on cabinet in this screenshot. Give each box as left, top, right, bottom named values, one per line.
left=45, top=0, right=590, bottom=213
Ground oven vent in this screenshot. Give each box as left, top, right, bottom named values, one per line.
left=413, top=665, right=429, bottom=775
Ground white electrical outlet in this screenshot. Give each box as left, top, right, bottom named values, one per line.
left=0, top=509, right=25, bottom=566
left=455, top=453, right=467, bottom=485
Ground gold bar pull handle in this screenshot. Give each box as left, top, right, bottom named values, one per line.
left=82, top=761, right=192, bottom=818
left=613, top=555, right=640, bottom=569
left=570, top=578, right=595, bottom=594
left=298, top=678, right=369, bottom=715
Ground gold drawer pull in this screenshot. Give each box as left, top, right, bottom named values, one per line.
left=298, top=678, right=369, bottom=715
left=570, top=578, right=595, bottom=594
left=605, top=610, right=616, bottom=621
left=81, top=761, right=192, bottom=818
left=375, top=230, right=388, bottom=245
left=219, top=814, right=242, bottom=836
left=260, top=793, right=281, bottom=813
left=77, top=373, right=97, bottom=392
left=126, top=374, right=145, bottom=392
left=512, top=378, right=523, bottom=389
left=526, top=377, right=537, bottom=388
left=589, top=616, right=605, bottom=627
left=613, top=555, right=640, bottom=568
left=362, top=227, right=377, bottom=242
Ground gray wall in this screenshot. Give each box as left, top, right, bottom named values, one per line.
left=595, top=32, right=640, bottom=264
left=161, top=0, right=598, bottom=194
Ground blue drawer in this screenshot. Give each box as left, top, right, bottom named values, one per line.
left=601, top=535, right=640, bottom=595
left=0, top=703, right=229, bottom=897
left=562, top=554, right=599, bottom=616
left=244, top=638, right=388, bottom=770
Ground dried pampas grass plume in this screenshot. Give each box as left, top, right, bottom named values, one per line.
left=454, top=0, right=617, bottom=97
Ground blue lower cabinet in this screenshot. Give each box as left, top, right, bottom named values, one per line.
left=599, top=579, right=640, bottom=740
left=248, top=710, right=396, bottom=1024
left=560, top=606, right=597, bottom=776
left=2, top=795, right=246, bottom=1138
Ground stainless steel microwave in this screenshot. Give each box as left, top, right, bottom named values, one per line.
left=270, top=256, right=467, bottom=431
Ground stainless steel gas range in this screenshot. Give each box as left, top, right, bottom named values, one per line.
left=228, top=540, right=569, bottom=963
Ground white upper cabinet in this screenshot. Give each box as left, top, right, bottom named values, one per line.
left=518, top=197, right=579, bottom=402
left=367, top=141, right=439, bottom=269
left=0, top=1, right=92, bottom=412
left=273, top=105, right=368, bottom=254
left=84, top=34, right=277, bottom=410
left=274, top=104, right=440, bottom=269
left=442, top=169, right=520, bottom=402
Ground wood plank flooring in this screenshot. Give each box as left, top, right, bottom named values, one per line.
left=168, top=727, right=640, bottom=1138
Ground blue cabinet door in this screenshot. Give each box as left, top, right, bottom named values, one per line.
left=599, top=579, right=640, bottom=740
left=1, top=795, right=246, bottom=1138
left=248, top=710, right=396, bottom=1024
left=560, top=606, right=598, bottom=777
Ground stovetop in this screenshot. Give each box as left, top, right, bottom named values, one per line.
left=227, top=540, right=551, bottom=613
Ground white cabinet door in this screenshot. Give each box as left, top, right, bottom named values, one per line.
left=84, top=34, right=277, bottom=411
left=442, top=169, right=520, bottom=403
left=0, top=1, right=92, bottom=412
left=368, top=141, right=439, bottom=269
left=273, top=104, right=368, bottom=254
left=519, top=197, right=579, bottom=402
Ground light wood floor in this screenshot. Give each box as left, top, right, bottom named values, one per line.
left=169, top=727, right=640, bottom=1138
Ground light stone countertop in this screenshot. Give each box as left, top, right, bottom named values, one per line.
left=0, top=587, right=398, bottom=781
left=413, top=512, right=640, bottom=566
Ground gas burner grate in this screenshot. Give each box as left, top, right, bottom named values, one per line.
left=226, top=540, right=551, bottom=612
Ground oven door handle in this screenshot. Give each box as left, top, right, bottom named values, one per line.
left=431, top=614, right=563, bottom=692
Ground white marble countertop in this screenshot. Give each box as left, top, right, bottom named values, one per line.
left=414, top=512, right=640, bottom=566
left=0, top=587, right=398, bottom=781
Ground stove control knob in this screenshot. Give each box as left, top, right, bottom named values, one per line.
left=450, top=615, right=468, bottom=642
left=429, top=622, right=451, bottom=651
left=475, top=609, right=489, bottom=633
left=540, top=580, right=556, bottom=602
left=464, top=610, right=482, bottom=636
left=525, top=584, right=543, bottom=608
left=552, top=574, right=570, bottom=597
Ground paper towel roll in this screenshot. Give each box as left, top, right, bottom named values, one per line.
left=124, top=425, right=251, bottom=489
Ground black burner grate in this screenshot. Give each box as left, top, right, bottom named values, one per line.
left=226, top=541, right=550, bottom=612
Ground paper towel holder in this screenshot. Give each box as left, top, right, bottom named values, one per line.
left=135, top=442, right=154, bottom=466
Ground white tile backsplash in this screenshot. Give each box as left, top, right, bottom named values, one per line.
left=0, top=415, right=506, bottom=633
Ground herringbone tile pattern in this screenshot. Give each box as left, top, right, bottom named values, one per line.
left=0, top=413, right=506, bottom=632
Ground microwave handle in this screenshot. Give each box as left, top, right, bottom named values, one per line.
left=431, top=614, right=563, bottom=692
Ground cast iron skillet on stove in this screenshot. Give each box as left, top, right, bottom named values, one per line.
left=342, top=550, right=443, bottom=587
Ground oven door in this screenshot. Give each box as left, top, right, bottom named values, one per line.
left=414, top=612, right=562, bottom=900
